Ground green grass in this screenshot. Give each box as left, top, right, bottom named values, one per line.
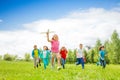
left=0, top=60, right=120, bottom=80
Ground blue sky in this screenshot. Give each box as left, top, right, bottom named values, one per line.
left=0, top=0, right=120, bottom=57
left=0, top=0, right=120, bottom=30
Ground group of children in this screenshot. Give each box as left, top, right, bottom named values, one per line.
left=32, top=32, right=68, bottom=70
left=32, top=32, right=106, bottom=70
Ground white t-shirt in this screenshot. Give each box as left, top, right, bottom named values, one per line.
left=43, top=51, right=47, bottom=58
left=76, top=49, right=83, bottom=58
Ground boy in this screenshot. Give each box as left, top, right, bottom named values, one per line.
left=76, top=44, right=84, bottom=69
left=32, top=45, right=41, bottom=68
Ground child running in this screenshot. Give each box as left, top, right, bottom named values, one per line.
left=76, top=44, right=84, bottom=69
left=99, top=46, right=106, bottom=68
left=60, top=46, right=68, bottom=69
left=41, top=46, right=51, bottom=69
left=46, top=32, right=61, bottom=70
left=32, top=45, right=41, bottom=68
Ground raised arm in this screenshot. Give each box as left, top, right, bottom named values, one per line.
left=46, top=32, right=51, bottom=42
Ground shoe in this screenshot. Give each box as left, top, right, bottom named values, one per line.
left=57, top=67, right=61, bottom=70
left=37, top=64, right=38, bottom=68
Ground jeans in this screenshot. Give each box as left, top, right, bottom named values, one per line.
left=100, top=58, right=106, bottom=68
left=61, top=58, right=66, bottom=69
left=76, top=58, right=84, bottom=69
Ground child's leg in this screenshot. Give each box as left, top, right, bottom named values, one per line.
left=39, top=58, right=41, bottom=66
left=100, top=59, right=103, bottom=66
left=81, top=58, right=84, bottom=69
left=43, top=58, right=47, bottom=69
left=51, top=53, right=55, bottom=68
left=61, top=58, right=65, bottom=69
left=56, top=53, right=61, bottom=69
left=103, top=60, right=106, bottom=68
left=34, top=58, right=37, bottom=68
left=76, top=58, right=80, bottom=65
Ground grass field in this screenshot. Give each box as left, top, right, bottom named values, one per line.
left=0, top=60, right=120, bottom=80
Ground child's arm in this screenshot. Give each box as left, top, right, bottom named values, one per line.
left=32, top=50, right=34, bottom=58
left=38, top=49, right=41, bottom=58
left=46, top=32, right=51, bottom=42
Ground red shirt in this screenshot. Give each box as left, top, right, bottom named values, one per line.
left=60, top=50, right=68, bottom=59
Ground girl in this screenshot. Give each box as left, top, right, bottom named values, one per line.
left=60, top=46, right=68, bottom=69
left=41, top=46, right=51, bottom=69
left=76, top=44, right=84, bottom=69
left=99, top=46, right=106, bottom=68
left=46, top=32, right=61, bottom=70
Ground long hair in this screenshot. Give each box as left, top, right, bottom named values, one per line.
left=43, top=46, right=49, bottom=50
left=99, top=46, right=104, bottom=51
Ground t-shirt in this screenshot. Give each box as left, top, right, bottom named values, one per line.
left=60, top=50, right=68, bottom=59
left=76, top=49, right=83, bottom=58
left=43, top=51, right=47, bottom=58
left=34, top=49, right=39, bottom=58
left=51, top=40, right=59, bottom=53
left=42, top=50, right=50, bottom=58
left=99, top=50, right=105, bottom=60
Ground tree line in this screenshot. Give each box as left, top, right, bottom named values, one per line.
left=0, top=30, right=120, bottom=64
left=66, top=30, right=120, bottom=64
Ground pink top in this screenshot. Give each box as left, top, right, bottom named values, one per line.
left=51, top=40, right=59, bottom=53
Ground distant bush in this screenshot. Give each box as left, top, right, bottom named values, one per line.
left=3, top=53, right=17, bottom=61
left=24, top=53, right=31, bottom=61
left=0, top=55, right=2, bottom=60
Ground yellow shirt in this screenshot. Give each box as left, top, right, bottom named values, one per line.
left=34, top=49, right=39, bottom=58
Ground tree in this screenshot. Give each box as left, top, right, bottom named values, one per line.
left=0, top=55, right=2, bottom=60
left=83, top=49, right=88, bottom=63
left=94, top=39, right=102, bottom=63
left=91, top=49, right=95, bottom=63
left=3, top=53, right=16, bottom=61
left=110, top=30, right=120, bottom=64
left=104, top=40, right=110, bottom=64
left=24, top=53, right=31, bottom=61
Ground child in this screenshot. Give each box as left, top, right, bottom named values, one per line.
left=46, top=32, right=61, bottom=70
left=60, top=46, right=68, bottom=69
left=41, top=46, right=51, bottom=69
left=99, top=46, right=106, bottom=68
left=32, top=45, right=41, bottom=68
left=76, top=44, right=84, bottom=69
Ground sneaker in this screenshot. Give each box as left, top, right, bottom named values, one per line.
left=37, top=64, right=38, bottom=68
left=57, top=67, right=61, bottom=70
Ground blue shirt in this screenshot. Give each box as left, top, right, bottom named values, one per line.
left=99, top=50, right=105, bottom=60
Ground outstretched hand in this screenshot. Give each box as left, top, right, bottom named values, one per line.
left=46, top=32, right=49, bottom=35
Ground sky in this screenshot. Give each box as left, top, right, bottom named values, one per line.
left=0, top=0, right=120, bottom=57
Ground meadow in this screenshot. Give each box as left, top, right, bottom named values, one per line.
left=0, top=60, right=120, bottom=80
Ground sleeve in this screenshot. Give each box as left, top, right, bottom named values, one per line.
left=47, top=50, right=51, bottom=55
left=38, top=49, right=41, bottom=58
left=39, top=50, right=43, bottom=59
left=32, top=50, right=34, bottom=58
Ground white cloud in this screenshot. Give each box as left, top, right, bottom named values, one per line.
left=0, top=8, right=120, bottom=57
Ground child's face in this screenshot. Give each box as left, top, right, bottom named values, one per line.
left=61, top=47, right=65, bottom=50
left=53, top=34, right=58, bottom=40
left=79, top=44, right=83, bottom=49
left=43, top=46, right=47, bottom=50
left=102, top=47, right=104, bottom=50
left=34, top=45, right=37, bottom=49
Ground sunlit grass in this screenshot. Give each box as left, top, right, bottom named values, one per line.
left=0, top=61, right=120, bottom=80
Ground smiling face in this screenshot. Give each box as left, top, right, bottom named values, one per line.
left=52, top=34, right=58, bottom=41
left=34, top=45, right=37, bottom=49
left=43, top=46, right=48, bottom=50
left=101, top=46, right=104, bottom=50
left=79, top=44, right=83, bottom=49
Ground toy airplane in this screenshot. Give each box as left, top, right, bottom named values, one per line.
left=40, top=29, right=55, bottom=34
